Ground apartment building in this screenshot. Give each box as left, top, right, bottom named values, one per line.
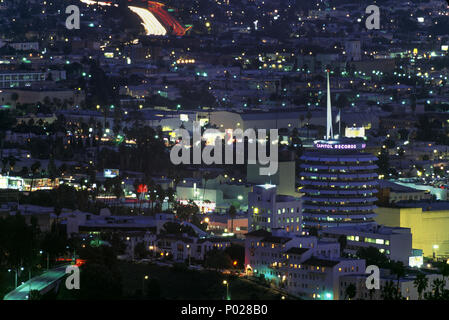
left=249, top=184, right=302, bottom=234
left=244, top=229, right=366, bottom=300
left=319, top=224, right=413, bottom=265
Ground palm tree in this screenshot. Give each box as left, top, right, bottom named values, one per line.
left=368, top=287, right=375, bottom=300
left=228, top=205, right=237, bottom=233
left=1, top=157, right=8, bottom=173
left=166, top=187, right=175, bottom=210
left=381, top=280, right=400, bottom=300
left=439, top=263, right=449, bottom=289
left=8, top=156, right=15, bottom=172
left=344, top=283, right=356, bottom=300
left=155, top=184, right=165, bottom=212
left=112, top=179, right=124, bottom=213
left=426, top=278, right=446, bottom=300
left=413, top=273, right=428, bottom=300
left=30, top=161, right=41, bottom=191
left=149, top=186, right=158, bottom=215
left=391, top=261, right=406, bottom=293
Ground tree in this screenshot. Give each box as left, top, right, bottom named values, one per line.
left=161, top=222, right=196, bottom=237
left=228, top=205, right=237, bottom=233
left=338, top=235, right=347, bottom=252
left=75, top=263, right=123, bottom=300
left=344, top=283, right=356, bottom=300
left=438, top=263, right=449, bottom=287
left=145, top=278, right=161, bottom=300
left=47, top=157, right=57, bottom=181
left=41, top=222, right=68, bottom=267
left=134, top=242, right=148, bottom=259
left=149, top=186, right=158, bottom=214
left=414, top=273, right=429, bottom=300
left=1, top=214, right=40, bottom=271
left=175, top=202, right=199, bottom=221
left=376, top=149, right=390, bottom=176
left=204, top=249, right=232, bottom=271
left=1, top=157, right=7, bottom=174
left=391, top=261, right=406, bottom=293
left=381, top=280, right=402, bottom=300
left=224, top=244, right=245, bottom=268
left=8, top=156, right=16, bottom=172
left=425, top=278, right=448, bottom=300
left=165, top=187, right=176, bottom=210
left=356, top=246, right=390, bottom=268
left=30, top=161, right=41, bottom=191
left=398, top=128, right=409, bottom=141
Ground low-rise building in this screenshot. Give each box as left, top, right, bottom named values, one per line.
left=319, top=224, right=413, bottom=265
left=249, top=184, right=302, bottom=234
left=244, top=229, right=366, bottom=300
left=375, top=201, right=449, bottom=258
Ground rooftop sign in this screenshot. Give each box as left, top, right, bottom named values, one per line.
left=314, top=140, right=366, bottom=150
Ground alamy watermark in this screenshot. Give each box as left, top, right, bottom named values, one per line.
left=365, top=265, right=380, bottom=290
left=65, top=265, right=80, bottom=290
left=65, top=5, right=80, bottom=30
left=365, top=5, right=380, bottom=30
left=170, top=122, right=279, bottom=176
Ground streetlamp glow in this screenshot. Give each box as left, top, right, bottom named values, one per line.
left=223, top=280, right=230, bottom=300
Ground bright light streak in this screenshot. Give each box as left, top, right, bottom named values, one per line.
left=80, top=0, right=118, bottom=7
left=129, top=6, right=167, bottom=36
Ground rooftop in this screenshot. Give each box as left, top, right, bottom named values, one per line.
left=301, top=257, right=340, bottom=268
left=394, top=200, right=449, bottom=211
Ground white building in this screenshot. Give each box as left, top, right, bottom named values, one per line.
left=249, top=184, right=302, bottom=234
left=319, top=224, right=413, bottom=265
left=244, top=229, right=366, bottom=300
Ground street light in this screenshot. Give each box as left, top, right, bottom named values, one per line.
left=40, top=250, right=49, bottom=270
left=223, top=280, right=230, bottom=300
left=142, top=275, right=149, bottom=295
left=8, top=267, right=24, bottom=288
left=433, top=244, right=439, bottom=260
left=186, top=244, right=191, bottom=266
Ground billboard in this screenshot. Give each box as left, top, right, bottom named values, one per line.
left=104, top=169, right=119, bottom=178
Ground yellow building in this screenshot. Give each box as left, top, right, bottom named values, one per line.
left=375, top=205, right=449, bottom=258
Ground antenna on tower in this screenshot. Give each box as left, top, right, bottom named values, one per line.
left=326, top=69, right=334, bottom=140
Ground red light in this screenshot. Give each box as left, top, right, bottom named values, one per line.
left=75, top=259, right=86, bottom=267
left=137, top=184, right=148, bottom=193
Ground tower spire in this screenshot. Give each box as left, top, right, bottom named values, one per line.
left=326, top=69, right=334, bottom=140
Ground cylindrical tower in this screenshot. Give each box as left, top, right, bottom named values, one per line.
left=299, top=139, right=378, bottom=229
